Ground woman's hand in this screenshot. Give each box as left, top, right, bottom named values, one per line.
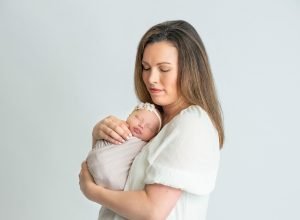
left=79, top=161, right=97, bottom=200
left=92, top=115, right=132, bottom=145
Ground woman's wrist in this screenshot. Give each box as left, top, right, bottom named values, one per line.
left=88, top=184, right=107, bottom=205
left=85, top=182, right=99, bottom=202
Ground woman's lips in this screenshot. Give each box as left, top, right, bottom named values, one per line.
left=149, top=88, right=162, bottom=93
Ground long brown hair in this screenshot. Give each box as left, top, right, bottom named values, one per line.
left=134, top=20, right=224, bottom=148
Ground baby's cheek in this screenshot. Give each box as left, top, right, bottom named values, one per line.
left=144, top=131, right=154, bottom=141
left=129, top=127, right=134, bottom=134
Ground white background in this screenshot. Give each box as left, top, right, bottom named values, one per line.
left=0, top=0, right=299, bottom=219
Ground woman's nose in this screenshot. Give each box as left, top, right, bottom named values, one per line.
left=148, top=69, right=159, bottom=84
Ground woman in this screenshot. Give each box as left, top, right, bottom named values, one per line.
left=79, top=20, right=224, bottom=220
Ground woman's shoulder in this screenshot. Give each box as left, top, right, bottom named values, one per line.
left=179, top=105, right=203, bottom=116
left=165, top=105, right=216, bottom=136
left=172, top=105, right=209, bottom=124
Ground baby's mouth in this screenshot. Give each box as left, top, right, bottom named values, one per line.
left=133, top=127, right=141, bottom=135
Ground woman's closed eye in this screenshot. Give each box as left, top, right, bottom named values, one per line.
left=158, top=64, right=171, bottom=72
left=142, top=65, right=150, bottom=71
left=160, top=67, right=170, bottom=72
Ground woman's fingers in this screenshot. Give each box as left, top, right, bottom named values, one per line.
left=101, top=125, right=129, bottom=144
left=81, top=161, right=87, bottom=169
left=119, top=122, right=132, bottom=138
left=111, top=121, right=132, bottom=140
left=93, top=115, right=132, bottom=144
left=80, top=161, right=94, bottom=182
left=79, top=161, right=95, bottom=199
left=79, top=161, right=87, bottom=181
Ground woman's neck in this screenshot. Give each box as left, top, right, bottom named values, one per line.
left=162, top=99, right=190, bottom=125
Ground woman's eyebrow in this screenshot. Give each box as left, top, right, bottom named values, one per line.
left=157, top=62, right=171, bottom=65
left=142, top=61, right=172, bottom=65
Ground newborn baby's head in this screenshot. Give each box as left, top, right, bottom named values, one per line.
left=127, top=103, right=162, bottom=141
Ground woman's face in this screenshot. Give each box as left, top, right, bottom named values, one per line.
left=142, top=41, right=179, bottom=107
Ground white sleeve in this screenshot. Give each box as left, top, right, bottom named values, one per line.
left=144, top=108, right=220, bottom=195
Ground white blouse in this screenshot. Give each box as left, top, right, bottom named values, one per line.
left=98, top=105, right=220, bottom=220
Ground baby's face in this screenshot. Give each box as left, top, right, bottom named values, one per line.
left=127, top=109, right=160, bottom=141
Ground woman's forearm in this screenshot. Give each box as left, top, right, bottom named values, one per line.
left=80, top=161, right=181, bottom=219
left=88, top=185, right=154, bottom=220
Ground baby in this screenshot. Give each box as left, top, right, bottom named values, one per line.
left=86, top=102, right=162, bottom=190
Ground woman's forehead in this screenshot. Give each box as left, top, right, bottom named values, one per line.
left=142, top=42, right=178, bottom=64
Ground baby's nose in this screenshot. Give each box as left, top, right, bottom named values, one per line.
left=138, top=119, right=145, bottom=128
left=138, top=122, right=144, bottom=128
